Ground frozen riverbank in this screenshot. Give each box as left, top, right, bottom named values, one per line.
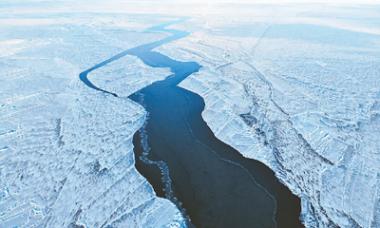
left=125, top=21, right=302, bottom=228
left=0, top=9, right=184, bottom=227
left=156, top=3, right=380, bottom=227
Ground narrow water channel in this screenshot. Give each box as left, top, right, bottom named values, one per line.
left=80, top=18, right=303, bottom=228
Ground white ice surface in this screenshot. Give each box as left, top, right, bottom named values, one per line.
left=0, top=7, right=184, bottom=228
left=2, top=1, right=380, bottom=228
left=157, top=3, right=380, bottom=228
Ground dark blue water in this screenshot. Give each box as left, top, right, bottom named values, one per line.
left=80, top=18, right=302, bottom=228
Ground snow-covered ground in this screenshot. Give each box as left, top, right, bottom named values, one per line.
left=1, top=1, right=380, bottom=227
left=0, top=4, right=184, bottom=227
left=157, top=3, right=380, bottom=227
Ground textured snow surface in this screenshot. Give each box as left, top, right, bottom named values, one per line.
left=157, top=3, right=380, bottom=228
left=2, top=1, right=380, bottom=227
left=0, top=6, right=184, bottom=228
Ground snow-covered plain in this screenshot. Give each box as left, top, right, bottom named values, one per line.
left=0, top=4, right=184, bottom=228
left=1, top=1, right=380, bottom=228
left=156, top=3, right=380, bottom=228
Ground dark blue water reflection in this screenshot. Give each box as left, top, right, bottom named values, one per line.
left=80, top=18, right=303, bottom=228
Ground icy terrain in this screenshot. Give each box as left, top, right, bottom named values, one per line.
left=1, top=1, right=379, bottom=227
left=0, top=6, right=184, bottom=228
left=156, top=3, right=380, bottom=228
